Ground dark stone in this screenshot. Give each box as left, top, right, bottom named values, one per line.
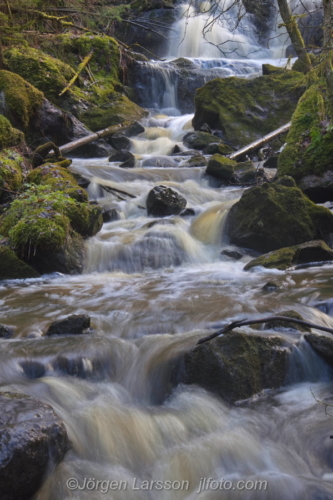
left=109, top=150, right=134, bottom=163
left=172, top=145, right=181, bottom=154
left=71, top=172, right=90, bottom=189
left=172, top=149, right=202, bottom=157
left=180, top=208, right=195, bottom=217
left=182, top=155, right=207, bottom=167
left=0, top=324, right=14, bottom=339
left=305, top=333, right=333, bottom=366
left=203, top=143, right=233, bottom=155
left=0, top=246, right=40, bottom=281
left=221, top=249, right=243, bottom=260
left=0, top=392, right=70, bottom=500
left=262, top=282, right=280, bottom=292
left=183, top=332, right=290, bottom=403
left=120, top=156, right=136, bottom=168
left=299, top=171, right=333, bottom=203
left=227, top=183, right=333, bottom=253
left=146, top=185, right=187, bottom=217
left=199, top=123, right=212, bottom=134
left=265, top=310, right=310, bottom=333
left=142, top=157, right=176, bottom=168
left=263, top=156, right=278, bottom=168
left=20, top=360, right=46, bottom=379
left=183, top=131, right=224, bottom=150
left=110, top=134, right=131, bottom=151
left=45, top=314, right=91, bottom=336
left=102, top=208, right=120, bottom=223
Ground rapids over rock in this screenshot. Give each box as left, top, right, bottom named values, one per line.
left=1, top=1, right=333, bottom=499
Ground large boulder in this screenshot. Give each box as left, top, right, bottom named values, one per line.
left=278, top=81, right=333, bottom=202
left=192, top=69, right=305, bottom=147
left=0, top=246, right=40, bottom=280
left=183, top=332, right=290, bottom=403
left=206, top=155, right=260, bottom=184
left=245, top=240, right=333, bottom=271
left=227, top=183, right=333, bottom=253
left=0, top=392, right=70, bottom=500
left=46, top=314, right=91, bottom=336
left=146, top=185, right=187, bottom=216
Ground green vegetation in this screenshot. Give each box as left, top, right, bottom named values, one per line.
left=206, top=154, right=237, bottom=181
left=0, top=116, right=24, bottom=149
left=0, top=246, right=40, bottom=280
left=0, top=148, right=24, bottom=201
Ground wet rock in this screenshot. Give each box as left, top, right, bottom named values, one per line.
left=120, top=156, right=136, bottom=168
left=110, top=133, right=131, bottom=151
left=202, top=143, right=233, bottom=155
left=265, top=310, right=310, bottom=333
left=221, top=249, right=243, bottom=260
left=132, top=232, right=185, bottom=269
left=0, top=246, right=40, bottom=281
left=71, top=172, right=90, bottom=189
left=102, top=208, right=120, bottom=223
left=244, top=241, right=333, bottom=271
left=263, top=282, right=280, bottom=292
left=180, top=208, right=195, bottom=217
left=142, top=157, right=176, bottom=168
left=182, top=155, right=207, bottom=167
left=206, top=155, right=237, bottom=182
left=193, top=69, right=305, bottom=147
left=109, top=150, right=134, bottom=163
left=0, top=392, right=70, bottom=500
left=172, top=149, right=202, bottom=157
left=183, top=131, right=225, bottom=150
left=45, top=314, right=91, bottom=336
left=233, top=161, right=260, bottom=184
left=146, top=185, right=187, bottom=217
left=299, top=172, right=333, bottom=203
left=227, top=183, right=333, bottom=253
left=263, top=156, right=278, bottom=169
left=20, top=360, right=46, bottom=379
left=183, top=332, right=290, bottom=403
left=86, top=206, right=103, bottom=237
left=172, top=145, right=181, bottom=154
left=118, top=121, right=145, bottom=138
left=304, top=333, right=333, bottom=366
left=0, top=324, right=14, bottom=339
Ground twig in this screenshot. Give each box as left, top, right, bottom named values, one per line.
left=197, top=316, right=333, bottom=345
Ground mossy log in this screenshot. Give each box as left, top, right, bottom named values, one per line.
left=59, top=121, right=135, bottom=155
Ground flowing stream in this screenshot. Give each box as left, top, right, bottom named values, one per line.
left=1, top=1, right=333, bottom=499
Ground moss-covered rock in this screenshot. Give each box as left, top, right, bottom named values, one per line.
left=278, top=81, right=333, bottom=202
left=4, top=47, right=76, bottom=103
left=0, top=115, right=25, bottom=149
left=227, top=183, right=333, bottom=253
left=27, top=165, right=88, bottom=202
left=183, top=131, right=226, bottom=150
left=0, top=149, right=24, bottom=203
left=244, top=240, right=333, bottom=271
left=183, top=331, right=290, bottom=402
left=81, top=93, right=148, bottom=131
left=206, top=154, right=237, bottom=181
left=202, top=142, right=233, bottom=155
left=0, top=71, right=44, bottom=131
left=192, top=69, right=305, bottom=147
left=0, top=246, right=39, bottom=280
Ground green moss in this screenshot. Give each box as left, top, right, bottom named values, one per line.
left=278, top=81, right=333, bottom=180
left=228, top=183, right=333, bottom=253
left=193, top=69, right=306, bottom=147
left=81, top=93, right=148, bottom=131
left=0, top=149, right=24, bottom=201
left=27, top=165, right=88, bottom=202
left=0, top=70, right=44, bottom=131
left=0, top=115, right=25, bottom=149
left=4, top=47, right=76, bottom=102
left=0, top=246, right=40, bottom=280
left=206, top=154, right=237, bottom=181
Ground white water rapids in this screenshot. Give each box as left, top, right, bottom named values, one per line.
left=1, top=1, right=332, bottom=499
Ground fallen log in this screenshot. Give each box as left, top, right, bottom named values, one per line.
left=59, top=121, right=135, bottom=156
left=229, top=122, right=291, bottom=161
left=197, top=315, right=333, bottom=345
left=59, top=50, right=93, bottom=96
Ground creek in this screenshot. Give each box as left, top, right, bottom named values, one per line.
left=1, top=1, right=333, bottom=498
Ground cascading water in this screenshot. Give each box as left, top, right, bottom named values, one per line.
left=1, top=1, right=333, bottom=499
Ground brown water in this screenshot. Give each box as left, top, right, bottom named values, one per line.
left=1, top=112, right=333, bottom=499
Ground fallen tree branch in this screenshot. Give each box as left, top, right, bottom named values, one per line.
left=59, top=121, right=135, bottom=156
left=59, top=50, right=93, bottom=96
left=229, top=122, right=291, bottom=161
left=197, top=316, right=333, bottom=345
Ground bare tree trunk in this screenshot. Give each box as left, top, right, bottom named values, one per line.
left=277, top=0, right=312, bottom=73
left=323, top=0, right=333, bottom=119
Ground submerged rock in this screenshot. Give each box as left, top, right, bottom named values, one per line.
left=0, top=323, right=14, bottom=338
left=46, top=314, right=91, bottom=336
left=264, top=310, right=311, bottom=333
left=305, top=333, right=333, bottom=366
left=102, top=208, right=120, bottom=223
left=146, top=185, right=187, bottom=217
left=221, top=248, right=243, bottom=260
left=109, top=150, right=134, bottom=163
left=182, top=155, right=207, bottom=167
left=183, top=332, right=290, bottom=403
left=183, top=131, right=226, bottom=150
left=192, top=69, right=305, bottom=147
left=120, top=157, right=136, bottom=168
left=227, top=183, right=333, bottom=253
left=142, top=157, right=176, bottom=168
left=262, top=282, right=280, bottom=292
left=244, top=240, right=333, bottom=271
left=0, top=392, right=70, bottom=500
